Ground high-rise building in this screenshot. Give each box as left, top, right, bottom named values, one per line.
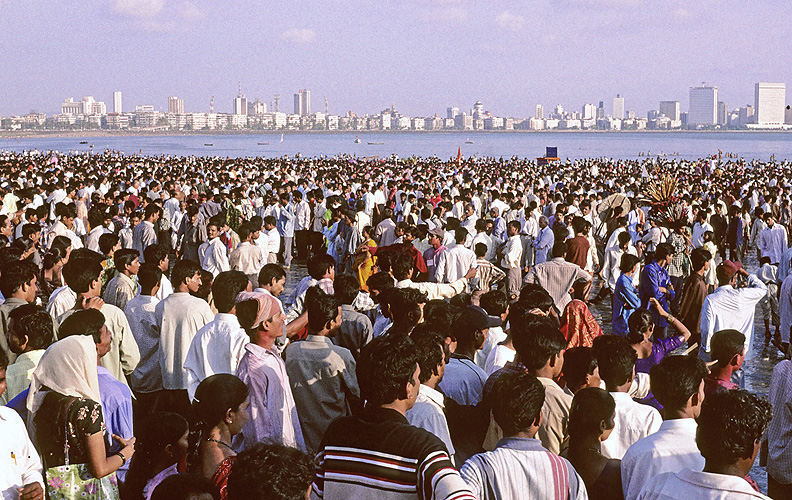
left=613, top=94, right=625, bottom=119
left=472, top=100, right=484, bottom=119
left=447, top=107, right=460, bottom=119
left=294, top=89, right=311, bottom=116
left=717, top=101, right=728, bottom=125
left=168, top=96, right=184, bottom=114
left=786, top=105, right=792, bottom=125
left=535, top=104, right=544, bottom=119
left=659, top=101, right=680, bottom=121
left=113, top=91, right=122, bottom=114
left=596, top=101, right=605, bottom=119
left=582, top=103, right=596, bottom=120
left=755, top=83, right=786, bottom=126
left=739, top=105, right=755, bottom=126
left=688, top=85, right=718, bottom=125
left=233, top=95, right=247, bottom=115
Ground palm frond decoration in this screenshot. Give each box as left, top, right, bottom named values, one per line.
left=638, top=175, right=686, bottom=227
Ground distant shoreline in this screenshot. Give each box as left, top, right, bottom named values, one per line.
left=1, top=128, right=790, bottom=140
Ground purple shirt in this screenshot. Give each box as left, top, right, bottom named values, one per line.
left=635, top=336, right=685, bottom=374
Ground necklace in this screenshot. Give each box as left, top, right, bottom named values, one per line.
left=206, top=438, right=234, bottom=451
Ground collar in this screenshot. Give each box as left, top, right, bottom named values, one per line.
left=610, top=391, right=636, bottom=401
left=340, top=304, right=356, bottom=312
left=658, top=418, right=698, bottom=432
left=418, top=384, right=446, bottom=408
left=362, top=406, right=408, bottom=425
left=396, top=279, right=413, bottom=287
left=3, top=297, right=28, bottom=306
left=305, top=334, right=334, bottom=345
left=495, top=436, right=546, bottom=452
left=245, top=342, right=279, bottom=358
left=214, top=313, right=241, bottom=328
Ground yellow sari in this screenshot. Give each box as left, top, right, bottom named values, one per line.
left=354, top=237, right=377, bottom=291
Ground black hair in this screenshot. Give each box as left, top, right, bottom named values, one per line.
left=511, top=315, right=567, bottom=372
left=474, top=242, right=487, bottom=258
left=367, top=272, right=395, bottom=294
left=143, top=244, right=168, bottom=267
left=58, top=309, right=106, bottom=345
left=212, top=271, right=250, bottom=313
left=595, top=336, right=637, bottom=387
left=172, top=259, right=202, bottom=287
left=113, top=248, right=140, bottom=273
left=138, top=263, right=163, bottom=293
left=489, top=372, right=545, bottom=436
left=307, top=253, right=335, bottom=280
left=650, top=355, right=708, bottom=410
left=258, top=264, right=286, bottom=289
left=551, top=241, right=568, bottom=258
left=0, top=344, right=6, bottom=370
left=189, top=374, right=249, bottom=468
left=305, top=286, right=340, bottom=333
left=696, top=389, right=772, bottom=467
left=150, top=474, right=219, bottom=500
left=617, top=231, right=632, bottom=247
left=410, top=324, right=447, bottom=384
left=710, top=329, right=746, bottom=366
left=568, top=387, right=615, bottom=439
left=518, top=284, right=554, bottom=313
left=144, top=203, right=162, bottom=219
left=227, top=443, right=313, bottom=500
left=655, top=242, right=674, bottom=261
left=124, top=412, right=190, bottom=500
left=357, top=334, right=420, bottom=407
left=480, top=290, right=508, bottom=317
left=333, top=274, right=360, bottom=305
left=62, top=257, right=103, bottom=293
left=689, top=248, right=711, bottom=272
left=619, top=253, right=640, bottom=273
left=42, top=245, right=69, bottom=271
left=8, top=304, right=54, bottom=353
left=237, top=223, right=252, bottom=242
left=626, top=308, right=654, bottom=344
left=0, top=260, right=38, bottom=298
left=389, top=287, right=427, bottom=325
left=391, top=252, right=414, bottom=281
left=562, top=347, right=598, bottom=389
left=98, top=233, right=120, bottom=255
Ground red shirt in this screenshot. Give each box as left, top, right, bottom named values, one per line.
left=565, top=235, right=590, bottom=269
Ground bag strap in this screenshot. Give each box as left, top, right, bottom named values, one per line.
left=62, top=397, right=79, bottom=466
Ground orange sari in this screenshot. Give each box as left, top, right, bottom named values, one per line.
left=560, top=299, right=604, bottom=348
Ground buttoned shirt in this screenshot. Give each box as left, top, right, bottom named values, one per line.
left=439, top=355, right=488, bottom=406
left=766, top=359, right=792, bottom=484
left=125, top=294, right=162, bottom=394
left=97, top=365, right=133, bottom=481
left=640, top=261, right=674, bottom=328
left=133, top=220, right=158, bottom=260
left=336, top=304, right=373, bottom=360
left=236, top=342, right=305, bottom=451
left=636, top=468, right=770, bottom=500
left=104, top=273, right=138, bottom=311
left=533, top=226, right=554, bottom=264
left=184, top=313, right=249, bottom=401
left=760, top=224, right=788, bottom=264
left=460, top=436, right=587, bottom=500
left=500, top=234, right=523, bottom=269
left=621, top=419, right=704, bottom=500
left=199, top=237, right=230, bottom=276
left=601, top=392, right=662, bottom=459
left=406, top=384, right=455, bottom=460
left=699, top=274, right=767, bottom=358
left=0, top=350, right=44, bottom=405
left=395, top=278, right=467, bottom=301
left=155, top=292, right=215, bottom=390
left=524, top=258, right=590, bottom=314
left=0, top=406, right=43, bottom=499
left=230, top=241, right=263, bottom=275
left=46, top=285, right=77, bottom=321
left=435, top=245, right=476, bottom=284
left=284, top=335, right=359, bottom=452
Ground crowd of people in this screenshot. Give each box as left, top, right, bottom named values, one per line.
left=1, top=148, right=792, bottom=500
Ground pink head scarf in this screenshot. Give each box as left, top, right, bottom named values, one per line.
left=236, top=291, right=279, bottom=330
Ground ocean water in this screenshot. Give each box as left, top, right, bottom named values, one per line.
left=3, top=131, right=792, bottom=161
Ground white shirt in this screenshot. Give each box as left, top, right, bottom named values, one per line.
left=766, top=359, right=792, bottom=484
left=622, top=419, right=705, bottom=500
left=601, top=392, right=663, bottom=459
left=484, top=344, right=515, bottom=375
left=692, top=222, right=713, bottom=248
left=45, top=285, right=77, bottom=319
left=155, top=292, right=215, bottom=391
left=230, top=241, right=263, bottom=275
left=475, top=325, right=506, bottom=369
left=636, top=468, right=770, bottom=500
left=406, top=384, right=455, bottom=460
left=395, top=278, right=467, bottom=302
left=533, top=226, right=554, bottom=265
left=266, top=228, right=280, bottom=254
left=0, top=406, right=43, bottom=499
left=699, top=275, right=767, bottom=358
left=125, top=294, right=162, bottom=394
left=184, top=313, right=249, bottom=401
left=760, top=224, right=788, bottom=264
left=434, top=244, right=476, bottom=283
left=85, top=226, right=110, bottom=253
left=199, top=237, right=230, bottom=276
left=501, top=234, right=523, bottom=269
left=154, top=275, right=173, bottom=302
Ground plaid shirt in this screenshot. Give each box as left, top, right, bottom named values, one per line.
left=483, top=361, right=528, bottom=400
left=666, top=232, right=689, bottom=278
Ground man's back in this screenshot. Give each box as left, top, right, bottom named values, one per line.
left=156, top=292, right=214, bottom=390
left=312, top=406, right=473, bottom=500
left=637, top=469, right=770, bottom=500
left=601, top=392, right=662, bottom=459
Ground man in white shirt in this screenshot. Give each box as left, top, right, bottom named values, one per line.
left=264, top=216, right=281, bottom=264
left=759, top=213, right=788, bottom=265
left=184, top=270, right=252, bottom=401
left=622, top=355, right=708, bottom=500
left=533, top=216, right=554, bottom=265
left=699, top=261, right=766, bottom=388
left=435, top=228, right=476, bottom=284
left=230, top=223, right=264, bottom=288
left=598, top=339, right=662, bottom=459
left=155, top=259, right=214, bottom=416
left=374, top=209, right=397, bottom=247
left=500, top=221, right=523, bottom=300
left=199, top=219, right=230, bottom=276
left=691, top=211, right=713, bottom=249
left=133, top=204, right=160, bottom=261
left=637, top=389, right=772, bottom=500
left=124, top=264, right=162, bottom=416
left=406, top=327, right=455, bottom=460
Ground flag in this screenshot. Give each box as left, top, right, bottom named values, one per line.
left=456, top=146, right=462, bottom=167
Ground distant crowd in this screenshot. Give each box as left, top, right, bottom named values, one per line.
left=1, top=148, right=792, bottom=500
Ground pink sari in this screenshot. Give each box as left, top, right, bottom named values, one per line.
left=560, top=299, right=604, bottom=348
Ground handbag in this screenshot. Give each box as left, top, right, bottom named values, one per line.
left=45, top=399, right=120, bottom=500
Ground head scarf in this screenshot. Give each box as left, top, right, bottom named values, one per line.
left=26, top=335, right=101, bottom=428
left=236, top=291, right=278, bottom=330
left=560, top=299, right=604, bottom=349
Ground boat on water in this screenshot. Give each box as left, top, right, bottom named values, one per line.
left=465, top=139, right=474, bottom=144
left=354, top=137, right=361, bottom=144
left=368, top=142, right=384, bottom=145
left=257, top=142, right=269, bottom=145
left=79, top=141, right=88, bottom=144
left=204, top=143, right=213, bottom=146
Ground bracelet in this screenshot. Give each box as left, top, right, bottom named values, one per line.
left=667, top=314, right=676, bottom=324
left=116, top=451, right=127, bottom=466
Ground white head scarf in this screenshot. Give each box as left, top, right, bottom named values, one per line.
left=26, top=335, right=101, bottom=427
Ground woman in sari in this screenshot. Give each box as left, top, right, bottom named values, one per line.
left=354, top=225, right=377, bottom=291
left=560, top=299, right=604, bottom=348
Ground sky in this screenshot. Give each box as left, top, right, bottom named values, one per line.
left=0, top=0, right=790, bottom=118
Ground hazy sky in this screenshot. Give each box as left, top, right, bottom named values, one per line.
left=0, top=0, right=789, bottom=118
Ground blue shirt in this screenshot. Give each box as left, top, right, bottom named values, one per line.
left=277, top=202, right=296, bottom=237
left=613, top=272, right=641, bottom=336
left=639, top=261, right=674, bottom=328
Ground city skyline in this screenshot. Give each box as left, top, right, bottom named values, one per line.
left=1, top=0, right=790, bottom=118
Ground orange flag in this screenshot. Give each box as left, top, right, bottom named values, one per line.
left=457, top=146, right=462, bottom=166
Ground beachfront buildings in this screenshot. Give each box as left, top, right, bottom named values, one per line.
left=754, top=83, right=786, bottom=127
left=688, top=85, right=718, bottom=126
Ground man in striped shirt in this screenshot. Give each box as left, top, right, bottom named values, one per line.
left=311, top=334, right=474, bottom=500
left=460, top=371, right=588, bottom=500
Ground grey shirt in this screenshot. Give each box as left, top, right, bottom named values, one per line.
left=335, top=304, right=373, bottom=360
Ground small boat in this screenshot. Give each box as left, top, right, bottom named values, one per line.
left=368, top=142, right=384, bottom=145
left=465, top=138, right=474, bottom=144
left=204, top=143, right=213, bottom=146
left=257, top=142, right=269, bottom=145
left=354, top=137, right=361, bottom=144
left=79, top=141, right=88, bottom=144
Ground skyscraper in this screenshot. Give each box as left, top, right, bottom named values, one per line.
left=688, top=85, right=718, bottom=125
left=613, top=94, right=625, bottom=119
left=659, top=101, right=680, bottom=121
left=233, top=95, right=247, bottom=115
left=596, top=101, right=605, bottom=119
left=113, top=91, right=122, bottom=114
left=582, top=103, right=596, bottom=120
left=294, top=89, right=311, bottom=116
left=717, top=101, right=728, bottom=125
left=447, top=107, right=459, bottom=119
left=168, top=96, right=184, bottom=114
left=535, top=104, right=544, bottom=119
left=755, top=82, right=786, bottom=126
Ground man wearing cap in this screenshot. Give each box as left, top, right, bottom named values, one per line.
left=438, top=305, right=501, bottom=406
left=700, top=260, right=767, bottom=387
left=423, top=226, right=447, bottom=282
